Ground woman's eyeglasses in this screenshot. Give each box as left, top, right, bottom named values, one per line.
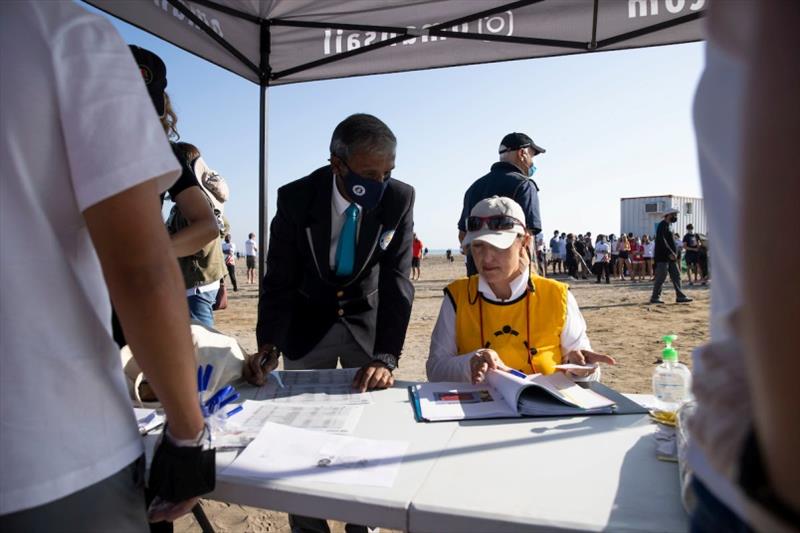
left=466, top=215, right=524, bottom=232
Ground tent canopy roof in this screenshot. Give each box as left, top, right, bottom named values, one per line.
left=86, top=0, right=706, bottom=86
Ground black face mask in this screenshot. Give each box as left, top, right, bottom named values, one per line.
left=670, top=215, right=678, bottom=223
left=338, top=160, right=390, bottom=210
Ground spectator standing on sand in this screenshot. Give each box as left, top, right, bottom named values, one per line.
left=549, top=230, right=561, bottom=274
left=594, top=235, right=612, bottom=284
left=412, top=233, right=424, bottom=281
left=643, top=234, right=655, bottom=279
left=683, top=224, right=701, bottom=285
left=245, top=232, right=258, bottom=284
left=222, top=234, right=238, bottom=292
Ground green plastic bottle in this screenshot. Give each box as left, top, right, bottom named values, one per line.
left=652, top=335, right=692, bottom=412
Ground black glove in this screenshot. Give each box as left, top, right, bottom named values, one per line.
left=148, top=425, right=216, bottom=502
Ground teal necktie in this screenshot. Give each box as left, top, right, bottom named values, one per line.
left=335, top=203, right=358, bottom=277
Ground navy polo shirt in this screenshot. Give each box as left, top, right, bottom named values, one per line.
left=458, top=161, right=542, bottom=234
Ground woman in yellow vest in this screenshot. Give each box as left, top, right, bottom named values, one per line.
left=427, top=196, right=614, bottom=384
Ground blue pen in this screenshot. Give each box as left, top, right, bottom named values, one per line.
left=225, top=405, right=244, bottom=418
left=272, top=371, right=285, bottom=389
left=202, top=364, right=213, bottom=392
left=508, top=369, right=527, bottom=379
left=204, top=385, right=234, bottom=414
left=215, top=391, right=240, bottom=412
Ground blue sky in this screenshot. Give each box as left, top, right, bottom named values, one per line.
left=97, top=7, right=705, bottom=251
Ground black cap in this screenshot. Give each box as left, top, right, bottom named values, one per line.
left=129, top=45, right=167, bottom=117
left=498, top=132, right=546, bottom=155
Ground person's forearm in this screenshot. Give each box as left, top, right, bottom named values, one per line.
left=741, top=0, right=800, bottom=512
left=171, top=217, right=219, bottom=258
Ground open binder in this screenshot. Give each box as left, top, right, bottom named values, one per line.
left=409, top=370, right=648, bottom=422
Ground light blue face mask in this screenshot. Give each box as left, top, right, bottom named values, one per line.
left=528, top=163, right=537, bottom=177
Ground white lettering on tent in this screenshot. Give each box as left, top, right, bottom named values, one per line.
left=153, top=0, right=223, bottom=37
left=628, top=0, right=704, bottom=17
left=321, top=12, right=514, bottom=55
left=665, top=0, right=685, bottom=13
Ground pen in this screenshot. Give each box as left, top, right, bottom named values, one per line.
left=225, top=405, right=244, bottom=418
left=205, top=385, right=235, bottom=414
left=259, top=351, right=284, bottom=388
left=507, top=369, right=527, bottom=379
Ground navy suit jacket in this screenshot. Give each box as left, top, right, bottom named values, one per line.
left=256, top=166, right=415, bottom=361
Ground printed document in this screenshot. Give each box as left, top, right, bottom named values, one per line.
left=222, top=422, right=408, bottom=488
left=254, top=369, right=373, bottom=405
left=213, top=400, right=363, bottom=448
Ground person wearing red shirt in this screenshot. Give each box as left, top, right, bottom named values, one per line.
left=411, top=233, right=424, bottom=280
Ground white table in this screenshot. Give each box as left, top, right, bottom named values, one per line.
left=408, top=413, right=687, bottom=532
left=195, top=382, right=685, bottom=531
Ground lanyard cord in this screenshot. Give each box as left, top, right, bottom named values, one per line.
left=477, top=288, right=537, bottom=374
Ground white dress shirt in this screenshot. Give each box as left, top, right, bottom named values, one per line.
left=427, top=267, right=595, bottom=383
left=329, top=175, right=362, bottom=269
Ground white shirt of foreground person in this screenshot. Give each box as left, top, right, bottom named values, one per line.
left=427, top=267, right=594, bottom=383
left=0, top=3, right=180, bottom=515
left=686, top=8, right=751, bottom=520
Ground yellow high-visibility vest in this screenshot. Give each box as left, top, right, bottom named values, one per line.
left=445, top=274, right=568, bottom=374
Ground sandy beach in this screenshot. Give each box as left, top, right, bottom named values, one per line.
left=177, top=255, right=709, bottom=532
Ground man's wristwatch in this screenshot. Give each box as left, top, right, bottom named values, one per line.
left=371, top=353, right=398, bottom=371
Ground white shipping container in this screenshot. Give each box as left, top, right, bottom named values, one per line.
left=620, top=195, right=707, bottom=239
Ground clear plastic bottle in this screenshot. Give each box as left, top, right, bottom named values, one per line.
left=652, top=334, right=692, bottom=412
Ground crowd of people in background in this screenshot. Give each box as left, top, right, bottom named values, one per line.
left=540, top=225, right=709, bottom=285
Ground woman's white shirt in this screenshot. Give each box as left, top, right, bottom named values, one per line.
left=427, top=268, right=593, bottom=383
left=594, top=242, right=610, bottom=262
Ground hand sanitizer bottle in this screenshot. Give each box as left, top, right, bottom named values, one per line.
left=652, top=335, right=692, bottom=412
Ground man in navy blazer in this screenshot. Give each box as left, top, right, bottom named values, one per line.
left=245, top=114, right=415, bottom=395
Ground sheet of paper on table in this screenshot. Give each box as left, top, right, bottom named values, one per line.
left=213, top=400, right=364, bottom=448
left=223, top=422, right=408, bottom=488
left=133, top=407, right=164, bottom=435
left=274, top=368, right=359, bottom=386
left=254, top=369, right=373, bottom=405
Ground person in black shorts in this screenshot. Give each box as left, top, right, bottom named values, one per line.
left=682, top=224, right=700, bottom=285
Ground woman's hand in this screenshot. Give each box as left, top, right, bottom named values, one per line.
left=470, top=349, right=510, bottom=384
left=561, top=349, right=616, bottom=378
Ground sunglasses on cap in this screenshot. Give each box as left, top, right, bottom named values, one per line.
left=466, top=215, right=524, bottom=232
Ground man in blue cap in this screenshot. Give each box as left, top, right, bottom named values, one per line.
left=458, top=132, right=545, bottom=276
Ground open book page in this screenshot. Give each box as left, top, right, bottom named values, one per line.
left=485, top=369, right=532, bottom=409
left=412, top=382, right=517, bottom=421
left=526, top=372, right=615, bottom=410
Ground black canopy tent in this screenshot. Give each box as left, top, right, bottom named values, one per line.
left=84, top=0, right=706, bottom=281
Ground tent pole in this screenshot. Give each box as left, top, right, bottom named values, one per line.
left=258, top=20, right=271, bottom=294
left=258, top=83, right=269, bottom=293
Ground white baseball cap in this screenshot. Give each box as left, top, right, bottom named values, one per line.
left=663, top=207, right=679, bottom=216
left=463, top=196, right=526, bottom=250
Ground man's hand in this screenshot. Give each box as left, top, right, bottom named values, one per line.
left=561, top=349, right=616, bottom=378
left=352, top=361, right=394, bottom=392
left=470, top=348, right=510, bottom=384
left=243, top=344, right=279, bottom=386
